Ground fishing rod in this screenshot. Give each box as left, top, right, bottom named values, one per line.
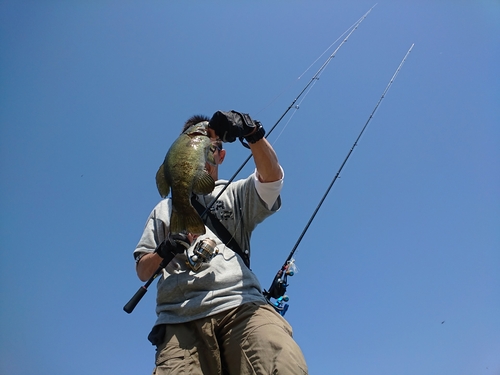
left=199, top=5, right=376, bottom=219
left=264, top=43, right=415, bottom=316
left=123, top=7, right=374, bottom=314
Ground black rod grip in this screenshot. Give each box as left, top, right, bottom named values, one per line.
left=123, top=244, right=180, bottom=314
left=123, top=286, right=148, bottom=314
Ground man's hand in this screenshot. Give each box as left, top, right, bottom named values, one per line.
left=155, top=233, right=191, bottom=258
left=208, top=110, right=264, bottom=144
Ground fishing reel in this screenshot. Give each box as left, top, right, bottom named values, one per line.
left=186, top=238, right=218, bottom=272
left=264, top=259, right=297, bottom=316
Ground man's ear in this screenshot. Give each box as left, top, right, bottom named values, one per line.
left=218, top=149, right=226, bottom=164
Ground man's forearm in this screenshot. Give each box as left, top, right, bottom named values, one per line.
left=136, top=252, right=163, bottom=282
left=249, top=137, right=283, bottom=183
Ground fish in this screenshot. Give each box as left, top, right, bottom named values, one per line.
left=155, top=121, right=216, bottom=235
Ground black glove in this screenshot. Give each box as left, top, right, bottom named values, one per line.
left=155, top=233, right=191, bottom=259
left=208, top=110, right=265, bottom=146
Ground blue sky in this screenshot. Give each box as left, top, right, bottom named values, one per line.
left=1, top=1, right=499, bottom=374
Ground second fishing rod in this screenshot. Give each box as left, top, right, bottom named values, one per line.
left=264, top=43, right=415, bottom=315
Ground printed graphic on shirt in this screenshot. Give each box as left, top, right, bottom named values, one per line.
left=210, top=200, right=233, bottom=221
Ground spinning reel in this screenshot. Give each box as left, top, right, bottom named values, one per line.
left=264, top=259, right=297, bottom=316
left=186, top=238, right=219, bottom=272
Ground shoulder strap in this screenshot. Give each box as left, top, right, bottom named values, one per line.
left=191, top=195, right=250, bottom=268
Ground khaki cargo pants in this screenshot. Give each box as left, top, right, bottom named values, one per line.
left=152, top=301, right=308, bottom=375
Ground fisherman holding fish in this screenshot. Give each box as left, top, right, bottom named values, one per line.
left=133, top=111, right=308, bottom=374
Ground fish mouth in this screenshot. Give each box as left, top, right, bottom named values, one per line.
left=185, top=121, right=210, bottom=137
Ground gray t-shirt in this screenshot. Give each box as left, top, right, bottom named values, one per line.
left=134, top=173, right=281, bottom=324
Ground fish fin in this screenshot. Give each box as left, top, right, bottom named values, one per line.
left=170, top=208, right=206, bottom=235
left=192, top=171, right=215, bottom=195
left=155, top=164, right=170, bottom=198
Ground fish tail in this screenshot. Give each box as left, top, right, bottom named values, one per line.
left=185, top=213, right=206, bottom=235
left=170, top=208, right=206, bottom=235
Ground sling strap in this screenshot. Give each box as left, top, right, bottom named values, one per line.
left=191, top=195, right=250, bottom=268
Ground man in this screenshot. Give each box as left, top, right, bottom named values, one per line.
left=133, top=111, right=308, bottom=374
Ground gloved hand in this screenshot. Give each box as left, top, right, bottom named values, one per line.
left=208, top=110, right=265, bottom=144
left=155, top=233, right=191, bottom=259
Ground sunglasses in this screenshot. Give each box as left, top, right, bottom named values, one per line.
left=210, top=141, right=223, bottom=153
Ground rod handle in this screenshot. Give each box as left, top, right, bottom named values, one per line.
left=123, top=286, right=148, bottom=314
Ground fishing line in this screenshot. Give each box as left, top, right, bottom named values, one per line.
left=271, top=70, right=319, bottom=145
left=264, top=43, right=415, bottom=315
